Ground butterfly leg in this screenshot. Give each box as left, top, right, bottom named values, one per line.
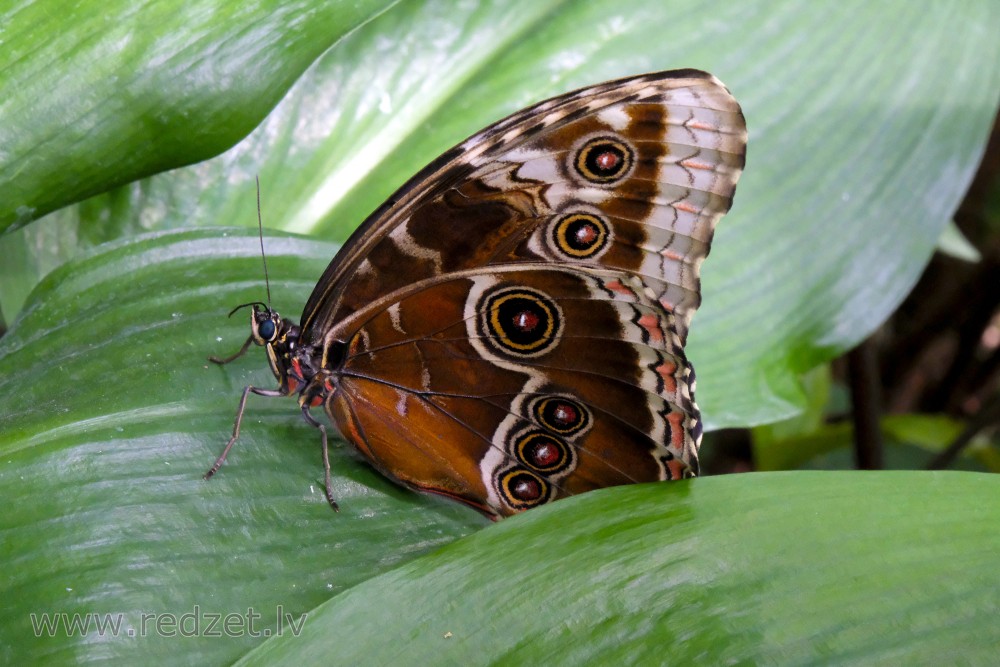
left=205, top=384, right=286, bottom=480
left=208, top=334, right=254, bottom=365
left=300, top=405, right=340, bottom=512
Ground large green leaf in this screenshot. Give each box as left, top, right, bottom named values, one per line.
left=0, top=230, right=488, bottom=664
left=0, top=0, right=396, bottom=232
left=2, top=0, right=1000, bottom=664
left=2, top=229, right=996, bottom=664
left=245, top=471, right=1000, bottom=664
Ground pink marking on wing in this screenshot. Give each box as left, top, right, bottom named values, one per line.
left=655, top=360, right=678, bottom=393
left=680, top=159, right=713, bottom=171
left=604, top=279, right=636, bottom=299
left=673, top=200, right=700, bottom=214
left=666, top=458, right=686, bottom=480
left=667, top=411, right=686, bottom=449
left=661, top=248, right=684, bottom=261
left=638, top=313, right=665, bottom=344
left=687, top=120, right=715, bottom=131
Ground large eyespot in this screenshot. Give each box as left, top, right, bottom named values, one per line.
left=530, top=396, right=592, bottom=437
left=498, top=468, right=550, bottom=510
left=478, top=286, right=563, bottom=358
left=549, top=212, right=611, bottom=260
left=513, top=429, right=572, bottom=474
left=573, top=136, right=634, bottom=184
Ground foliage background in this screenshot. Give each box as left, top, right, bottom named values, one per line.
left=1, top=0, right=998, bottom=663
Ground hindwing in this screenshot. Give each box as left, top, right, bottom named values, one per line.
left=328, top=265, right=700, bottom=517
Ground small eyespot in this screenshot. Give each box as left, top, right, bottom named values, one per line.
left=573, top=136, right=634, bottom=184
left=514, top=430, right=572, bottom=474
left=498, top=468, right=549, bottom=510
left=530, top=396, right=592, bottom=437
left=550, top=212, right=611, bottom=259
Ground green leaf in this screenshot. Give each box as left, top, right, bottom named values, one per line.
left=754, top=413, right=993, bottom=473
left=751, top=364, right=832, bottom=446
left=882, top=414, right=999, bottom=473
left=3, top=1, right=1000, bottom=663
left=241, top=472, right=1000, bottom=665
left=0, top=0, right=396, bottom=231
left=3, top=232, right=997, bottom=662
left=0, top=230, right=487, bottom=664
left=937, top=220, right=982, bottom=262
left=882, top=413, right=967, bottom=451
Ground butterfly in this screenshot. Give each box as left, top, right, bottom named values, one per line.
left=206, top=69, right=747, bottom=519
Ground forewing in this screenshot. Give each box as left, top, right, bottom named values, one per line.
left=302, top=69, right=746, bottom=345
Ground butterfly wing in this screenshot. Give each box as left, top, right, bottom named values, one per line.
left=326, top=264, right=700, bottom=518
left=301, top=69, right=746, bottom=516
left=301, top=69, right=746, bottom=346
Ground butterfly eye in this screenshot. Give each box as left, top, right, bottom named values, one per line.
left=258, top=318, right=277, bottom=342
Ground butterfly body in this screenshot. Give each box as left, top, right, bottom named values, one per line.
left=210, top=69, right=746, bottom=519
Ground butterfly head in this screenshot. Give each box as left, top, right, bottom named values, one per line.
left=233, top=302, right=302, bottom=391
left=247, top=302, right=283, bottom=346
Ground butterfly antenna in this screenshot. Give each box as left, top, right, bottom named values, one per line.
left=255, top=175, right=273, bottom=310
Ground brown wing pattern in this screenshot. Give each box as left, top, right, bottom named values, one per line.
left=326, top=265, right=701, bottom=518
left=303, top=70, right=746, bottom=517
left=301, top=70, right=746, bottom=346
